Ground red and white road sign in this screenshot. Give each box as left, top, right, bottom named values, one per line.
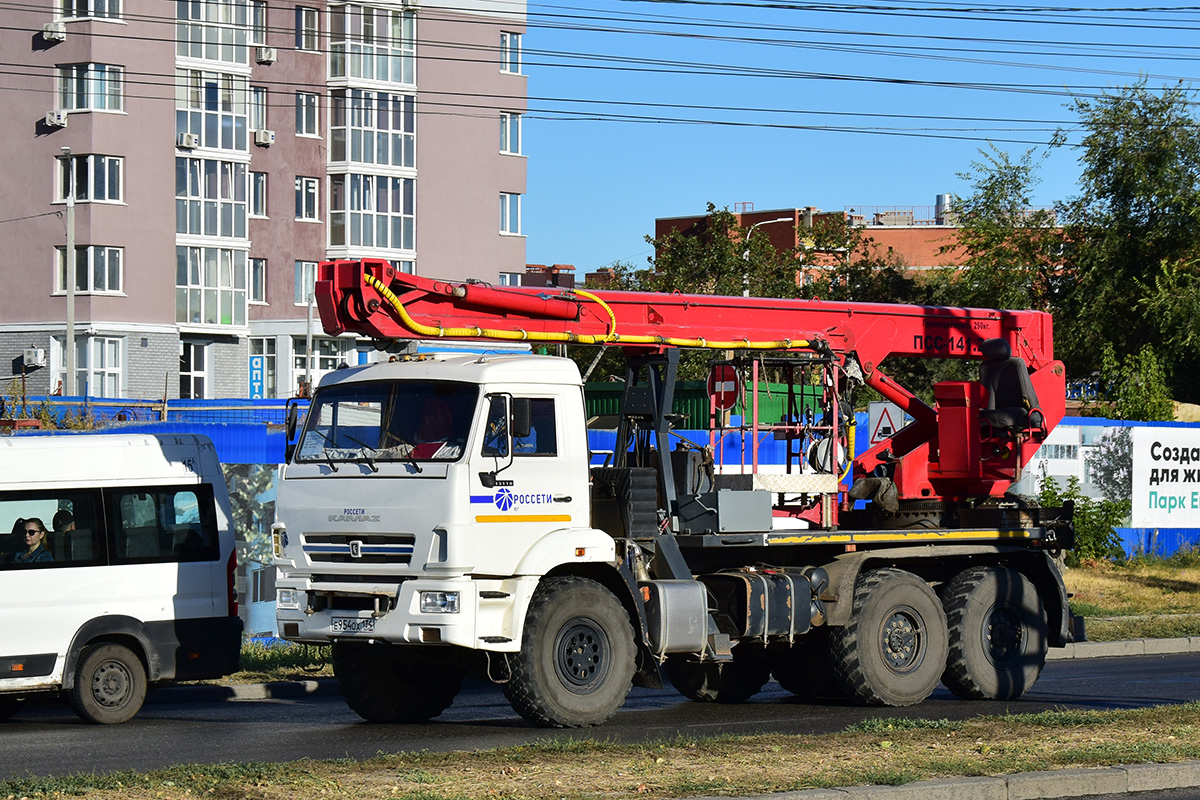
left=868, top=401, right=905, bottom=445
left=707, top=365, right=741, bottom=411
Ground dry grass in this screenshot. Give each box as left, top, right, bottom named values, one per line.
left=6, top=704, right=1200, bottom=800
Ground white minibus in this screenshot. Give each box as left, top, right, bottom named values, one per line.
left=0, top=433, right=242, bottom=724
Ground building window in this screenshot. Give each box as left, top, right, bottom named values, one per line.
left=500, top=192, right=521, bottom=235
left=55, top=246, right=123, bottom=294
left=500, top=112, right=521, bottom=155
left=176, top=246, right=248, bottom=326
left=57, top=154, right=123, bottom=203
left=295, top=6, right=319, bottom=51
left=54, top=335, right=123, bottom=397
left=249, top=86, right=267, bottom=131
left=175, top=69, right=249, bottom=152
left=180, top=341, right=208, bottom=399
left=61, top=0, right=121, bottom=19
left=295, top=91, right=319, bottom=136
left=500, top=31, right=521, bottom=74
left=294, top=176, right=319, bottom=221
left=329, top=5, right=414, bottom=84
left=330, top=89, right=414, bottom=168
left=249, top=337, right=277, bottom=398
left=498, top=272, right=521, bottom=287
left=293, top=336, right=354, bottom=375
left=176, top=0, right=249, bottom=66
left=391, top=260, right=415, bottom=275
left=329, top=175, right=414, bottom=250
left=250, top=172, right=267, bottom=217
left=250, top=0, right=267, bottom=44
left=58, top=64, right=123, bottom=112
left=250, top=258, right=267, bottom=303
left=294, top=260, right=317, bottom=304
left=1042, top=443, right=1079, bottom=460
left=175, top=158, right=248, bottom=238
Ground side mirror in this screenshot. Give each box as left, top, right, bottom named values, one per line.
left=284, top=399, right=301, bottom=463
left=511, top=398, right=532, bottom=439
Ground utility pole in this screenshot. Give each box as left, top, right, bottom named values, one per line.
left=62, top=146, right=76, bottom=396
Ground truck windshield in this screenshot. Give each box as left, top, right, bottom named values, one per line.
left=296, top=380, right=479, bottom=464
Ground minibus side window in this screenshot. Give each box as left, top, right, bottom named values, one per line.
left=108, top=485, right=219, bottom=564
left=0, top=490, right=104, bottom=568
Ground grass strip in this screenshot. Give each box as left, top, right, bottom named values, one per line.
left=6, top=702, right=1200, bottom=800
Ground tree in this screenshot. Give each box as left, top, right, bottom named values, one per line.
left=938, top=145, right=1063, bottom=312
left=223, top=463, right=276, bottom=566
left=1086, top=427, right=1132, bottom=503
left=1092, top=341, right=1174, bottom=422
left=1058, top=79, right=1200, bottom=397
left=804, top=214, right=923, bottom=305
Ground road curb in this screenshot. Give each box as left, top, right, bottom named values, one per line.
left=1046, top=636, right=1200, bottom=660
left=741, top=761, right=1200, bottom=800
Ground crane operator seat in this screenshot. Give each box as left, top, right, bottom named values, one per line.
left=978, top=338, right=1042, bottom=433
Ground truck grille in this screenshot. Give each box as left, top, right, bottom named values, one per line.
left=302, top=533, right=416, bottom=565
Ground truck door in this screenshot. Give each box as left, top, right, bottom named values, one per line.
left=468, top=394, right=586, bottom=574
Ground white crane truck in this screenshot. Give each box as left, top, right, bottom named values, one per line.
left=273, top=259, right=1078, bottom=727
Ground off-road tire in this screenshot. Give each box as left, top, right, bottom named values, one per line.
left=503, top=576, right=636, bottom=727
left=68, top=643, right=148, bottom=725
left=333, top=643, right=466, bottom=722
left=0, top=695, right=25, bottom=722
left=770, top=628, right=847, bottom=700
left=941, top=566, right=1048, bottom=700
left=829, top=567, right=948, bottom=706
left=664, top=642, right=770, bottom=703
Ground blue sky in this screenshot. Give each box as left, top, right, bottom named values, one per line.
left=519, top=0, right=1200, bottom=273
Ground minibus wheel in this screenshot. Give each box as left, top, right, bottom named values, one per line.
left=69, top=643, right=148, bottom=725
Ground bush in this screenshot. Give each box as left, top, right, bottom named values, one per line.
left=1039, top=474, right=1126, bottom=565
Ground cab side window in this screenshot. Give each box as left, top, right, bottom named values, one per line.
left=481, top=395, right=509, bottom=457
left=514, top=398, right=557, bottom=456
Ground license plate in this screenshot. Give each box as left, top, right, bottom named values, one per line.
left=331, top=616, right=376, bottom=634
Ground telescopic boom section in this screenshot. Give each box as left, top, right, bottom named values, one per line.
left=315, top=258, right=1067, bottom=501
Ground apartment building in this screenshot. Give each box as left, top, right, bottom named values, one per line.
left=0, top=0, right=527, bottom=399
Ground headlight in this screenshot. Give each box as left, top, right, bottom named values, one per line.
left=420, top=591, right=460, bottom=614
left=277, top=588, right=302, bottom=610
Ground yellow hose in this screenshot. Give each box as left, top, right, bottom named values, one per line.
left=363, top=274, right=811, bottom=351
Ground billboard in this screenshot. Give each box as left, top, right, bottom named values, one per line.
left=1132, top=427, right=1200, bottom=527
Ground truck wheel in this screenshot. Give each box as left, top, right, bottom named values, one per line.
left=664, top=643, right=770, bottom=703
left=333, top=644, right=465, bottom=722
left=503, top=576, right=635, bottom=727
left=829, top=568, right=948, bottom=707
left=0, top=695, right=25, bottom=722
left=68, top=643, right=148, bottom=725
left=941, top=566, right=1048, bottom=700
left=770, top=629, right=847, bottom=701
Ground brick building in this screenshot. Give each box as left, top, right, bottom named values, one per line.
left=0, top=0, right=528, bottom=399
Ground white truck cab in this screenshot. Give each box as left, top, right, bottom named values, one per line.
left=275, top=353, right=612, bottom=659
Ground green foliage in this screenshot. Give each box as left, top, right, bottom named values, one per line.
left=845, top=717, right=960, bottom=733
left=940, top=145, right=1064, bottom=312
left=1038, top=473, right=1126, bottom=564
left=1057, top=79, right=1200, bottom=399
left=239, top=640, right=329, bottom=673
left=1087, top=342, right=1175, bottom=422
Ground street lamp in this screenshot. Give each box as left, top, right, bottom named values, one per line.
left=742, top=217, right=792, bottom=297
left=61, top=145, right=76, bottom=396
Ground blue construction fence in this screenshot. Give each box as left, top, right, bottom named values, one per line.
left=6, top=400, right=1198, bottom=558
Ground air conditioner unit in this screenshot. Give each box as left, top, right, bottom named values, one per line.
left=45, top=109, right=69, bottom=127
left=23, top=348, right=47, bottom=368
left=177, top=132, right=201, bottom=149
left=254, top=128, right=276, bottom=146
left=43, top=20, right=67, bottom=41
left=256, top=47, right=277, bottom=64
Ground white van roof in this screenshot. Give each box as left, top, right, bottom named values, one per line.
left=0, top=433, right=219, bottom=489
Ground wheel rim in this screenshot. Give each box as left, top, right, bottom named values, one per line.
left=553, top=618, right=610, bottom=694
left=91, top=659, right=133, bottom=708
left=984, top=605, right=1024, bottom=666
left=880, top=606, right=925, bottom=674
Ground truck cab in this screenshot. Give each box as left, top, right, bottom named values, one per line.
left=275, top=352, right=606, bottom=654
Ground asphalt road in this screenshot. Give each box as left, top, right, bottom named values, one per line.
left=1, top=652, right=1198, bottom=780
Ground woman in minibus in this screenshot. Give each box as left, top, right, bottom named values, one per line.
left=10, top=517, right=52, bottom=564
